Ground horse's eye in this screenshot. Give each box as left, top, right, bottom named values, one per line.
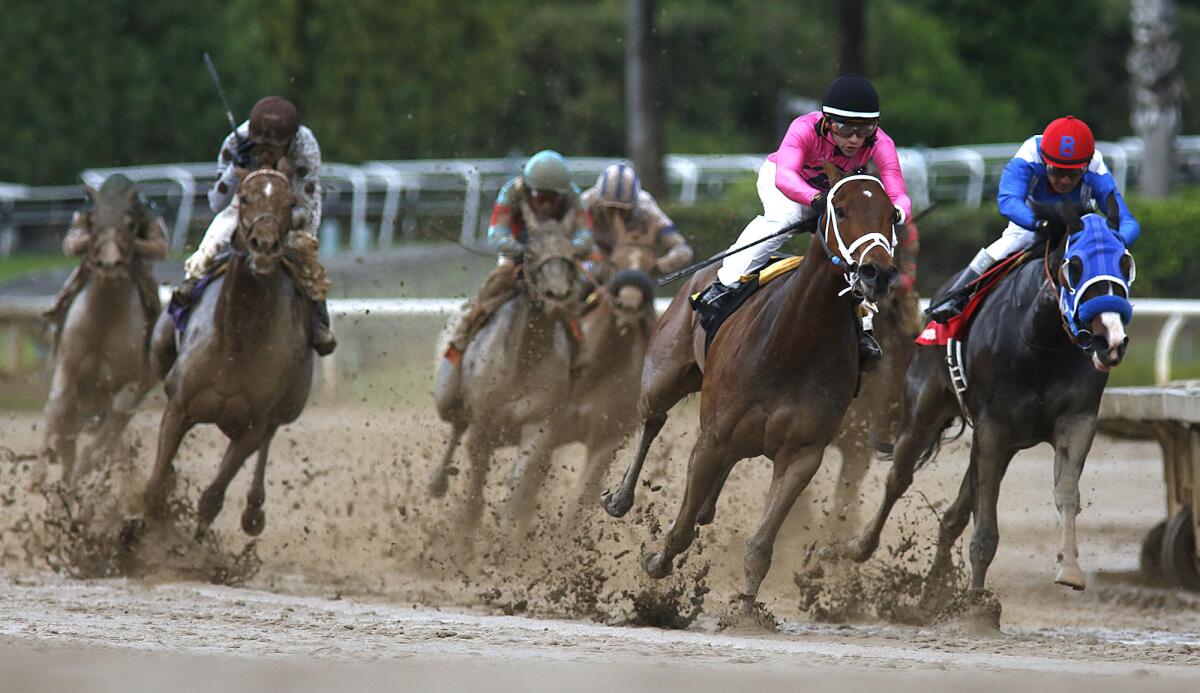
left=1121, top=251, right=1136, bottom=284
left=834, top=206, right=847, bottom=219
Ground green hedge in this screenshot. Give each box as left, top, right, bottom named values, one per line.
left=662, top=186, right=1200, bottom=298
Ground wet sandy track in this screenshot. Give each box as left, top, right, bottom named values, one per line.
left=1, top=404, right=1199, bottom=688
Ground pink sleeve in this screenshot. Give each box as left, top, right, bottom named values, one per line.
left=773, top=118, right=824, bottom=206
left=871, top=130, right=913, bottom=220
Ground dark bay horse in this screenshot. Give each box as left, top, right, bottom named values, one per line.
left=611, top=164, right=900, bottom=609
left=38, top=177, right=161, bottom=484
left=843, top=195, right=1134, bottom=596
left=143, top=168, right=313, bottom=538
left=429, top=210, right=581, bottom=539
left=552, top=233, right=659, bottom=530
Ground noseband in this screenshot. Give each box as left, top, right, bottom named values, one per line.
left=815, top=173, right=897, bottom=298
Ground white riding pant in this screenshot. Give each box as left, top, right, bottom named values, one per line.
left=716, top=160, right=819, bottom=286
left=184, top=199, right=240, bottom=280
left=977, top=221, right=1039, bottom=273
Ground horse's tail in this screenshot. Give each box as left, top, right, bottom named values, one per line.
left=913, top=416, right=967, bottom=472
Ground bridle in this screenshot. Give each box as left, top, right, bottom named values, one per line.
left=814, top=173, right=897, bottom=298
left=238, top=169, right=291, bottom=238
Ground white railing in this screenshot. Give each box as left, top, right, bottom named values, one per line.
left=2, top=295, right=1198, bottom=389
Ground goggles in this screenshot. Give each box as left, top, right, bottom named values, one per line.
left=827, top=118, right=878, bottom=139
left=1046, top=166, right=1084, bottom=181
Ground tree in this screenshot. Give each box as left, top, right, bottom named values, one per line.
left=626, top=0, right=666, bottom=195
left=838, top=0, right=867, bottom=75
left=1129, top=0, right=1183, bottom=198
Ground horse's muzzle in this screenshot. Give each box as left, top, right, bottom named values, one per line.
left=857, top=262, right=898, bottom=302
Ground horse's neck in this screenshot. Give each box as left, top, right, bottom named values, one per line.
left=1016, top=253, right=1074, bottom=350
left=771, top=239, right=856, bottom=348
left=217, top=256, right=288, bottom=353
left=509, top=296, right=561, bottom=367
left=80, top=269, right=135, bottom=315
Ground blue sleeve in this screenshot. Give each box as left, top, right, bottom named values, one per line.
left=1086, top=172, right=1141, bottom=247
left=486, top=180, right=517, bottom=251
left=997, top=158, right=1038, bottom=231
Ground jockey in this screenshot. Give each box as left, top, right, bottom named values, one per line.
left=581, top=162, right=693, bottom=280
left=172, top=96, right=335, bottom=356
left=694, top=74, right=912, bottom=365
left=43, top=177, right=167, bottom=336
left=444, top=150, right=594, bottom=363
left=928, top=115, right=1141, bottom=323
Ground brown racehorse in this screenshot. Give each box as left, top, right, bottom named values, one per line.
left=609, top=163, right=899, bottom=610
left=142, top=167, right=313, bottom=538
left=553, top=232, right=659, bottom=530
left=38, top=176, right=161, bottom=484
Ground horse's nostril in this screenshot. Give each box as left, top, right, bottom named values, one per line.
left=860, top=265, right=877, bottom=280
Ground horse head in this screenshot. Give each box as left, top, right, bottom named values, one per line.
left=82, top=175, right=140, bottom=279
left=1035, top=194, right=1134, bottom=371
left=820, top=162, right=899, bottom=302
left=602, top=224, right=657, bottom=333
left=521, top=205, right=580, bottom=321
left=234, top=168, right=294, bottom=276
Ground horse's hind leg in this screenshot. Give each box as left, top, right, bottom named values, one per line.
left=742, top=444, right=825, bottom=610
left=1051, top=415, right=1096, bottom=591
left=922, top=457, right=976, bottom=606
left=428, top=420, right=466, bottom=498
left=696, top=461, right=735, bottom=526
left=36, top=374, right=78, bottom=487
left=196, top=431, right=263, bottom=539
left=78, top=380, right=146, bottom=478
left=967, top=423, right=1016, bottom=593
left=831, top=438, right=871, bottom=536
left=241, top=427, right=278, bottom=536
left=643, top=436, right=730, bottom=579
left=143, top=403, right=191, bottom=518
left=507, top=423, right=555, bottom=540
left=566, top=429, right=623, bottom=532
left=844, top=372, right=958, bottom=562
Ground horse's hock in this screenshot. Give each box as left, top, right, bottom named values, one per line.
left=1099, top=382, right=1200, bottom=591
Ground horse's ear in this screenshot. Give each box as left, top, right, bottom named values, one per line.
left=1029, top=200, right=1058, bottom=223
left=83, top=184, right=98, bottom=203
left=823, top=161, right=845, bottom=186
left=124, top=186, right=139, bottom=206
left=1105, top=191, right=1121, bottom=231
left=235, top=167, right=249, bottom=183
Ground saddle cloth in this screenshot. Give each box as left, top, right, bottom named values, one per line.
left=916, top=251, right=1030, bottom=346
left=691, top=254, right=804, bottom=351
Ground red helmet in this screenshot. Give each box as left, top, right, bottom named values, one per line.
left=1040, top=116, right=1094, bottom=169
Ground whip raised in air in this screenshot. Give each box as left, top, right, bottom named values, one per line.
left=203, top=52, right=243, bottom=145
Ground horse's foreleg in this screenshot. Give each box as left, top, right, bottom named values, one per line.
left=1052, top=415, right=1096, bottom=591
left=196, top=430, right=263, bottom=539
left=150, top=312, right=177, bottom=381
left=601, top=413, right=667, bottom=517
left=845, top=381, right=957, bottom=562
left=566, top=430, right=624, bottom=532
left=643, top=436, right=729, bottom=579
left=78, top=380, right=146, bottom=479
left=506, top=423, right=555, bottom=540
left=742, top=445, right=825, bottom=609
left=696, top=461, right=735, bottom=526
left=831, top=439, right=871, bottom=536
left=143, top=403, right=190, bottom=518
left=428, top=420, right=466, bottom=498
left=922, top=457, right=976, bottom=606
left=36, top=377, right=78, bottom=488
left=462, top=429, right=493, bottom=534
left=967, top=424, right=1016, bottom=593
left=241, top=427, right=277, bottom=536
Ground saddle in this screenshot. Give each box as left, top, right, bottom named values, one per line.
left=167, top=253, right=233, bottom=334
left=916, top=251, right=1031, bottom=347
left=691, top=254, right=804, bottom=351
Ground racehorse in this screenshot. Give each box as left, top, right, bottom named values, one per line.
left=842, top=195, right=1133, bottom=597
left=38, top=176, right=161, bottom=484
left=605, top=163, right=900, bottom=609
left=429, top=208, right=581, bottom=539
left=143, top=167, right=313, bottom=538
left=552, top=231, right=659, bottom=530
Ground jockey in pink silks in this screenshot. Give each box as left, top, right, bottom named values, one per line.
left=696, top=74, right=913, bottom=365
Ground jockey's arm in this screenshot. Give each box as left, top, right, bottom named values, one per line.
left=655, top=228, right=693, bottom=274
left=207, top=131, right=242, bottom=214
left=134, top=215, right=169, bottom=260
left=870, top=132, right=913, bottom=222
left=486, top=202, right=524, bottom=258
left=998, top=156, right=1040, bottom=231
left=63, top=212, right=90, bottom=256
left=772, top=121, right=824, bottom=207
left=571, top=204, right=594, bottom=257
left=289, top=127, right=323, bottom=238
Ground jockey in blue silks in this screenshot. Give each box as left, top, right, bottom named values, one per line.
left=929, top=115, right=1140, bottom=322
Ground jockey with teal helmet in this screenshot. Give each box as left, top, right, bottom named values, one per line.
left=445, top=150, right=594, bottom=362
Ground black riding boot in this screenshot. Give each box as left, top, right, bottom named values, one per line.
left=311, top=300, right=337, bottom=357
left=169, top=276, right=200, bottom=312
left=926, top=268, right=981, bottom=324
left=857, top=320, right=882, bottom=371
left=693, top=279, right=738, bottom=319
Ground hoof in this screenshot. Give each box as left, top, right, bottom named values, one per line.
left=696, top=505, right=716, bottom=526
left=427, top=473, right=449, bottom=498
left=119, top=517, right=145, bottom=552
left=241, top=507, right=266, bottom=536
left=642, top=551, right=673, bottom=579
left=601, top=490, right=632, bottom=518
left=842, top=534, right=876, bottom=563
left=1054, top=564, right=1086, bottom=591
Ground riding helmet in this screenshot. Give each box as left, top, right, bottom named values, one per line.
left=821, top=74, right=880, bottom=120
left=523, top=150, right=572, bottom=194
left=249, top=96, right=300, bottom=145
left=1040, top=116, right=1095, bottom=169
left=594, top=163, right=641, bottom=209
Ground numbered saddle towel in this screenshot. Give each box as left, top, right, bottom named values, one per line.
left=917, top=251, right=1030, bottom=347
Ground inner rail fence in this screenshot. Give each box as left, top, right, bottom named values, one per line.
left=4, top=135, right=1200, bottom=257
left=2, top=296, right=1198, bottom=393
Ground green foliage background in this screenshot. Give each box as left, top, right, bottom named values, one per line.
left=3, top=0, right=1198, bottom=185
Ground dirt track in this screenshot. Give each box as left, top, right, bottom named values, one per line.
left=2, top=404, right=1199, bottom=689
